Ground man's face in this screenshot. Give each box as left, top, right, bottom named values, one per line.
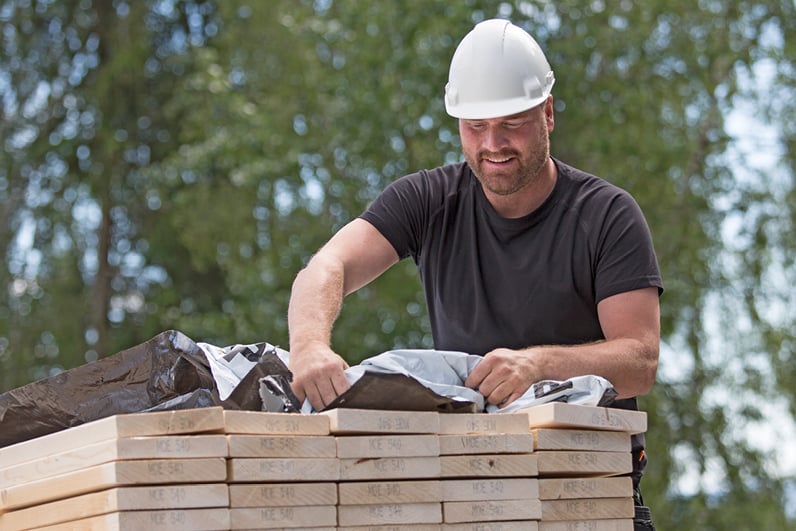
left=459, top=99, right=553, bottom=197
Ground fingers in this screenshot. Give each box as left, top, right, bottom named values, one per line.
left=290, top=350, right=350, bottom=411
left=300, top=368, right=350, bottom=411
left=466, top=350, right=530, bottom=408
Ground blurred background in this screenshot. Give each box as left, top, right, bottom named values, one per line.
left=1, top=1, right=794, bottom=528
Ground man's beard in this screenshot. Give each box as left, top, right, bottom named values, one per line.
left=465, top=139, right=549, bottom=197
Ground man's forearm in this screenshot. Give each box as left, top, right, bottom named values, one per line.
left=287, top=253, right=345, bottom=352
left=527, top=338, right=659, bottom=399
left=468, top=337, right=659, bottom=407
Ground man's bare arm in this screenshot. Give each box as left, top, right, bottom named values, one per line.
left=287, top=218, right=399, bottom=410
left=465, top=287, right=660, bottom=406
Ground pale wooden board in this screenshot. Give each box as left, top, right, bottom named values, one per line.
left=540, top=497, right=635, bottom=521
left=321, top=408, right=440, bottom=434
left=345, top=526, right=441, bottom=531
left=338, top=480, right=443, bottom=505
left=336, top=434, right=440, bottom=458
left=339, top=456, right=441, bottom=481
left=1, top=435, right=228, bottom=488
left=439, top=434, right=535, bottom=456
left=235, top=528, right=335, bottom=531
left=539, top=520, right=632, bottom=531
left=438, top=413, right=531, bottom=435
left=522, top=403, right=647, bottom=434
left=0, top=484, right=228, bottom=531
left=536, top=451, right=632, bottom=477
left=442, top=498, right=542, bottom=523
left=223, top=410, right=330, bottom=435
left=227, top=457, right=340, bottom=482
left=228, top=482, right=337, bottom=507
left=234, top=528, right=335, bottom=531
left=538, top=477, right=633, bottom=500
left=35, top=507, right=230, bottom=531
left=440, top=454, right=538, bottom=478
left=442, top=478, right=538, bottom=502
left=532, top=428, right=631, bottom=452
left=0, top=458, right=227, bottom=511
left=226, top=435, right=336, bottom=458
left=442, top=522, right=539, bottom=531
left=0, top=407, right=225, bottom=469
left=338, top=502, right=442, bottom=527
left=229, top=505, right=337, bottom=529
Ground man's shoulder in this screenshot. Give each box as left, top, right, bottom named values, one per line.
left=388, top=162, right=473, bottom=202
left=401, top=161, right=469, bottom=185
left=554, top=158, right=635, bottom=201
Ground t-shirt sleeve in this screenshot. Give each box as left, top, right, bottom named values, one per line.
left=358, top=171, right=430, bottom=261
left=593, top=190, right=664, bottom=302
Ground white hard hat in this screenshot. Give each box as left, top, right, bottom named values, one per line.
left=444, top=19, right=555, bottom=119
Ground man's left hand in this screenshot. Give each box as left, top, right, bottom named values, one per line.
left=464, top=347, right=539, bottom=407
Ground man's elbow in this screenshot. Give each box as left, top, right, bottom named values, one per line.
left=634, top=344, right=659, bottom=396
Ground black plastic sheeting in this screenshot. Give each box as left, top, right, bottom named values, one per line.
left=323, top=372, right=477, bottom=414
left=0, top=330, right=291, bottom=448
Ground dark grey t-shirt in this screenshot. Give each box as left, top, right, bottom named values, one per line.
left=360, top=159, right=663, bottom=486
left=361, top=159, right=663, bottom=355
left=360, top=160, right=663, bottom=486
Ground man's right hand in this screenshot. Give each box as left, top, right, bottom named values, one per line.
left=289, top=342, right=351, bottom=411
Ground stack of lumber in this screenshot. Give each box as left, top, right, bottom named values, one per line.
left=529, top=403, right=643, bottom=531
left=0, top=407, right=230, bottom=530
left=0, top=402, right=645, bottom=530
left=225, top=410, right=337, bottom=530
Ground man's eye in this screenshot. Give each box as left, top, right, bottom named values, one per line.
left=504, top=121, right=524, bottom=128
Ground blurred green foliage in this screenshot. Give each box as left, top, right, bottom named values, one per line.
left=1, top=1, right=795, bottom=528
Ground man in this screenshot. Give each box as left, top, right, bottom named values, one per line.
left=287, top=19, right=661, bottom=529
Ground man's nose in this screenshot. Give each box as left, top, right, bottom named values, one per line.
left=481, top=125, right=509, bottom=151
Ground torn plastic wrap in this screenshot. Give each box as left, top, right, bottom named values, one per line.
left=262, top=348, right=616, bottom=415
left=325, top=349, right=484, bottom=413
left=0, top=330, right=292, bottom=448
left=486, top=374, right=618, bottom=413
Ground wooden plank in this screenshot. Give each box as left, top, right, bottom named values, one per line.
left=338, top=480, right=443, bottom=505
left=227, top=457, right=340, bottom=482
left=522, top=404, right=646, bottom=434
left=438, top=413, right=530, bottom=435
left=538, top=477, right=633, bottom=500
left=540, top=497, right=635, bottom=521
left=228, top=482, right=337, bottom=507
left=442, top=478, right=538, bottom=502
left=539, top=520, right=632, bottom=531
left=321, top=408, right=440, bottom=434
left=0, top=484, right=228, bottom=531
left=226, top=435, right=336, bottom=458
left=346, top=526, right=441, bottom=531
left=336, top=435, right=440, bottom=458
left=442, top=522, right=539, bottom=531
left=535, top=451, right=632, bottom=477
left=532, top=429, right=631, bottom=452
left=1, top=435, right=228, bottom=488
left=35, top=508, right=230, bottom=531
left=229, top=505, right=337, bottom=529
left=223, top=410, right=329, bottom=435
left=440, top=454, right=538, bottom=478
left=442, top=499, right=542, bottom=523
left=0, top=408, right=225, bottom=469
left=339, top=456, right=441, bottom=481
left=1, top=458, right=227, bottom=511
left=439, top=434, right=534, bottom=456
left=338, top=502, right=442, bottom=527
